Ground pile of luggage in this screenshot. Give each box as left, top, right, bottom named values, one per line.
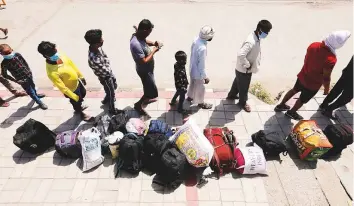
left=12, top=112, right=353, bottom=189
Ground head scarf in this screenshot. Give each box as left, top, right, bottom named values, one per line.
left=324, top=30, right=351, bottom=55
left=199, top=26, right=215, bottom=40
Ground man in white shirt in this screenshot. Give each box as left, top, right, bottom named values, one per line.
left=187, top=25, right=215, bottom=109
left=227, top=20, right=272, bottom=112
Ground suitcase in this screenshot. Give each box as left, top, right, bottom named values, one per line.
left=203, top=127, right=238, bottom=178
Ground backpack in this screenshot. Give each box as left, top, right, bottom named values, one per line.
left=289, top=120, right=332, bottom=161
left=116, top=133, right=144, bottom=177
left=94, top=114, right=111, bottom=138
left=148, top=120, right=174, bottom=137
left=143, top=133, right=171, bottom=173
left=153, top=145, right=189, bottom=189
left=108, top=112, right=129, bottom=134
left=251, top=130, right=288, bottom=157
left=55, top=130, right=82, bottom=158
left=321, top=124, right=353, bottom=158
left=203, top=127, right=238, bottom=178
left=13, top=119, right=56, bottom=154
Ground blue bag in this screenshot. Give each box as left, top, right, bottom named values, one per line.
left=148, top=120, right=173, bottom=137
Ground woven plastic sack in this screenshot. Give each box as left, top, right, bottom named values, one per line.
left=78, top=127, right=104, bottom=172
left=234, top=146, right=267, bottom=175
left=169, top=118, right=214, bottom=168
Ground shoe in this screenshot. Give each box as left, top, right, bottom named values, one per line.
left=39, top=103, right=48, bottom=110
left=37, top=94, right=46, bottom=98
left=275, top=104, right=291, bottom=112
left=321, top=109, right=338, bottom=120
left=285, top=110, right=304, bottom=120
left=134, top=103, right=148, bottom=116
left=169, top=101, right=177, bottom=106
left=226, top=94, right=239, bottom=100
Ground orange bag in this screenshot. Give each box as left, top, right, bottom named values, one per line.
left=289, top=120, right=332, bottom=161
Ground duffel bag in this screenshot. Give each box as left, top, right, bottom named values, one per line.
left=13, top=119, right=55, bottom=154
left=321, top=124, right=353, bottom=158
left=203, top=127, right=238, bottom=178
left=289, top=120, right=332, bottom=161
left=55, top=130, right=81, bottom=158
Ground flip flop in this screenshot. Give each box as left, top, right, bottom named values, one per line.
left=198, top=103, right=212, bottom=109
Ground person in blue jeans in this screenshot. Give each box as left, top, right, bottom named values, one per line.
left=0, top=44, right=47, bottom=109
left=170, top=51, right=189, bottom=114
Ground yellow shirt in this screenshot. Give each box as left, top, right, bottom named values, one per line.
left=46, top=53, right=84, bottom=102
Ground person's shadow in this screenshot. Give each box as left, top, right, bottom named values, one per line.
left=208, top=99, right=241, bottom=127
left=0, top=100, right=38, bottom=128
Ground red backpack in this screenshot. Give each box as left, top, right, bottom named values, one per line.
left=203, top=127, right=238, bottom=178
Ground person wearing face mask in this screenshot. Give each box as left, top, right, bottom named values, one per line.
left=0, top=44, right=47, bottom=109
left=84, top=29, right=121, bottom=115
left=37, top=41, right=93, bottom=121
left=186, top=25, right=215, bottom=110
left=275, top=30, right=351, bottom=120
left=226, top=20, right=272, bottom=112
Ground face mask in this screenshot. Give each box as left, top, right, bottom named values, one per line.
left=48, top=53, right=59, bottom=61
left=2, top=52, right=15, bottom=60
left=259, top=31, right=268, bottom=39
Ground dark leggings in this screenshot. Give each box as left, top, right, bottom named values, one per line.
left=322, top=74, right=353, bottom=111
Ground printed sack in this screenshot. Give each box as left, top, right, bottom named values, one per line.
left=78, top=127, right=104, bottom=172
left=289, top=120, right=332, bottom=161
left=125, top=118, right=146, bottom=135
left=234, top=146, right=267, bottom=175
left=169, top=118, right=214, bottom=168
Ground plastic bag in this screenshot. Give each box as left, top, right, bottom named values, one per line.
left=235, top=146, right=267, bottom=175
left=169, top=118, right=214, bottom=167
left=78, top=127, right=104, bottom=172
left=125, top=118, right=146, bottom=135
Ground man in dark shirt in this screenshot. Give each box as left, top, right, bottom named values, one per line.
left=170, top=51, right=189, bottom=114
left=320, top=56, right=353, bottom=119
left=0, top=44, right=47, bottom=109
left=130, top=19, right=163, bottom=116
left=85, top=29, right=120, bottom=115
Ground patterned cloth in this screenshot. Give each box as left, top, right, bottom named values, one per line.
left=88, top=48, right=114, bottom=80
left=1, top=53, right=33, bottom=82
left=174, top=62, right=189, bottom=91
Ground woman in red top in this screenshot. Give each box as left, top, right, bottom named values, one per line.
left=275, top=30, right=351, bottom=120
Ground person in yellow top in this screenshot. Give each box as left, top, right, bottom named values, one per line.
left=37, top=41, right=92, bottom=121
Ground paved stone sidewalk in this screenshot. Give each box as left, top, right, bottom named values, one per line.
left=0, top=90, right=352, bottom=206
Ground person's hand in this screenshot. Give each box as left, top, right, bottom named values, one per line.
left=204, top=78, right=210, bottom=84
left=152, top=46, right=160, bottom=53
left=81, top=78, right=87, bottom=86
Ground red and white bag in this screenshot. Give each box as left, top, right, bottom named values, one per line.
left=234, top=146, right=267, bottom=175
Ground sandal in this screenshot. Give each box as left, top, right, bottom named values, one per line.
left=243, top=104, right=251, bottom=113
left=0, top=101, right=10, bottom=107
left=14, top=91, right=27, bottom=97
left=198, top=103, right=212, bottom=110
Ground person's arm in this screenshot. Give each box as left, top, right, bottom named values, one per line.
left=48, top=71, right=79, bottom=102
left=1, top=64, right=17, bottom=83
left=237, top=42, right=253, bottom=69
left=146, top=39, right=158, bottom=47
left=132, top=43, right=158, bottom=64
left=198, top=48, right=207, bottom=80
left=323, top=57, right=336, bottom=94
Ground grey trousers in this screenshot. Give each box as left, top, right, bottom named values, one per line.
left=227, top=70, right=252, bottom=106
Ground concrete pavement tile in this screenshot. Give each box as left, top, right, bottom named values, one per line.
left=70, top=179, right=87, bottom=202
left=0, top=157, right=18, bottom=167
left=174, top=112, right=183, bottom=125
left=140, top=191, right=164, bottom=202
left=93, top=191, right=119, bottom=203
left=225, top=112, right=244, bottom=125
left=197, top=178, right=220, bottom=201
left=96, top=179, right=120, bottom=191
left=172, top=184, right=187, bottom=202
left=148, top=111, right=166, bottom=118
left=145, top=102, right=158, bottom=111
left=3, top=178, right=30, bottom=191
left=197, top=201, right=222, bottom=206
left=0, top=179, right=7, bottom=191
left=163, top=203, right=186, bottom=206
left=232, top=202, right=246, bottom=206
left=209, top=118, right=227, bottom=127
left=313, top=160, right=350, bottom=206
left=31, top=179, right=53, bottom=203
left=241, top=178, right=268, bottom=203
left=0, top=167, right=14, bottom=179
left=157, top=99, right=167, bottom=111
left=0, top=190, right=24, bottom=203
left=37, top=157, right=60, bottom=167
left=209, top=111, right=226, bottom=119
left=129, top=179, right=142, bottom=202
left=263, top=124, right=282, bottom=132
left=224, top=104, right=241, bottom=112
left=117, top=179, right=132, bottom=201
left=64, top=159, right=80, bottom=178
left=19, top=179, right=41, bottom=202
left=310, top=117, right=332, bottom=125
left=116, top=203, right=139, bottom=206
left=140, top=203, right=163, bottom=206
left=255, top=105, right=273, bottom=112
left=33, top=167, right=57, bottom=178
left=166, top=111, right=174, bottom=125
left=220, top=189, right=244, bottom=202
left=300, top=99, right=319, bottom=111
left=245, top=203, right=269, bottom=206
left=262, top=161, right=289, bottom=206
left=81, top=179, right=98, bottom=202
left=45, top=190, right=72, bottom=203
left=330, top=149, right=353, bottom=199
left=218, top=178, right=242, bottom=190
left=51, top=179, right=76, bottom=190
left=273, top=157, right=328, bottom=206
